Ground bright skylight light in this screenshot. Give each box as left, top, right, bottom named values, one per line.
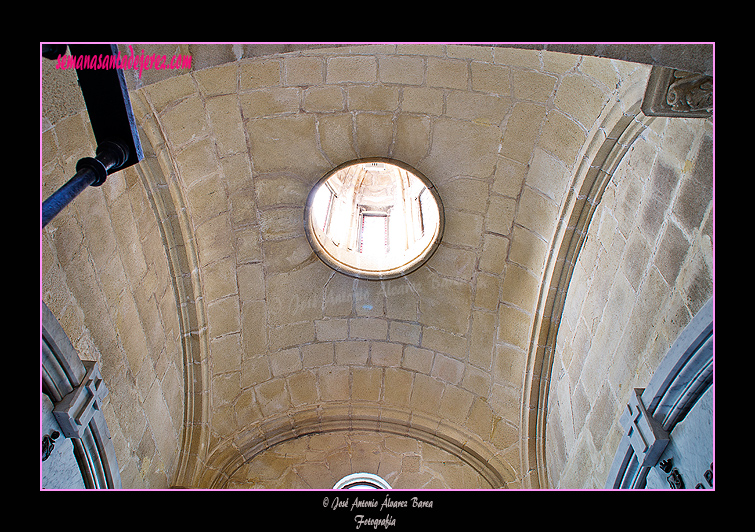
left=305, top=159, right=444, bottom=280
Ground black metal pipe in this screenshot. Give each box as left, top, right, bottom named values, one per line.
left=42, top=141, right=128, bottom=228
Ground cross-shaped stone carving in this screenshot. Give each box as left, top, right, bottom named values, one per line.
left=53, top=361, right=109, bottom=439
left=619, top=388, right=669, bottom=468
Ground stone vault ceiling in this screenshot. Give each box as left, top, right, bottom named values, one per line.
left=42, top=44, right=674, bottom=488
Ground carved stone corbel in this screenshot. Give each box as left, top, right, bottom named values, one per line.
left=642, top=66, right=713, bottom=118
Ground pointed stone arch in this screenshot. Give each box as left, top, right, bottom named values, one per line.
left=520, top=79, right=655, bottom=488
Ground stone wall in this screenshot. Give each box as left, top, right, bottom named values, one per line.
left=41, top=107, right=185, bottom=487
left=544, top=114, right=713, bottom=488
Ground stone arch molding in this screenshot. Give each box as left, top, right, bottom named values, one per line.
left=129, top=90, right=212, bottom=488
left=199, top=402, right=513, bottom=489
left=520, top=78, right=655, bottom=488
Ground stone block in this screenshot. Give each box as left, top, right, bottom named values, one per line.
left=516, top=187, right=558, bottom=241
left=220, top=152, right=254, bottom=195
left=240, top=87, right=300, bottom=119
left=370, top=341, right=403, bottom=367
left=489, top=381, right=521, bottom=423
left=255, top=378, right=290, bottom=417
left=442, top=209, right=484, bottom=248
left=501, top=262, right=540, bottom=314
left=421, top=327, right=467, bottom=361
left=207, top=296, right=240, bottom=338
left=388, top=321, right=420, bottom=345
left=393, top=114, right=431, bottom=164
left=352, top=367, right=383, bottom=402
left=462, top=364, right=491, bottom=397
left=194, top=63, right=237, bottom=96
left=474, top=273, right=499, bottom=311
left=234, top=389, right=263, bottom=427
left=239, top=59, right=281, bottom=90
left=269, top=348, right=302, bottom=377
left=492, top=156, right=527, bottom=198
left=246, top=115, right=329, bottom=176
left=622, top=231, right=651, bottom=291
left=438, top=385, right=474, bottom=425
left=553, top=74, right=607, bottom=129
left=315, top=319, right=348, bottom=342
left=160, top=95, right=209, bottom=147
left=324, top=273, right=355, bottom=317
left=478, top=233, right=509, bottom=276
left=318, top=366, right=350, bottom=402
left=497, top=304, right=531, bottom=350
left=241, top=299, right=267, bottom=356
left=402, top=345, right=434, bottom=374
left=212, top=371, right=240, bottom=406
left=301, top=342, right=335, bottom=368
left=303, top=86, right=344, bottom=113
left=656, top=220, right=690, bottom=287
left=317, top=113, right=357, bottom=164
left=327, top=56, right=377, bottom=84
left=284, top=56, right=324, bottom=86
left=189, top=176, right=229, bottom=230
left=237, top=262, right=265, bottom=302
left=416, top=273, right=472, bottom=335
left=401, top=87, right=444, bottom=115
left=587, top=383, right=619, bottom=453
left=241, top=354, right=271, bottom=388
left=211, top=333, right=242, bottom=375
left=466, top=397, right=493, bottom=438
left=539, top=110, right=587, bottom=168
left=673, top=134, right=712, bottom=234
left=144, top=73, right=197, bottom=112
left=383, top=368, right=413, bottom=407
left=348, top=85, right=399, bottom=111
left=424, top=118, right=500, bottom=180
left=469, top=310, right=495, bottom=370
left=205, top=95, right=247, bottom=155
left=500, top=101, right=547, bottom=165
left=427, top=58, right=468, bottom=90
left=527, top=148, right=569, bottom=203
left=354, top=279, right=385, bottom=317
left=439, top=178, right=489, bottom=214
left=431, top=353, right=465, bottom=384
left=235, top=225, right=262, bottom=263
left=383, top=278, right=419, bottom=322
left=410, top=374, right=445, bottom=412
left=490, top=417, right=518, bottom=450
left=350, top=317, right=388, bottom=340
left=255, top=174, right=309, bottom=208
left=355, top=113, right=393, bottom=156
left=426, top=244, right=476, bottom=282
left=379, top=55, right=425, bottom=85
left=470, top=62, right=510, bottom=95
left=287, top=371, right=318, bottom=406
left=335, top=340, right=369, bottom=365
left=174, top=138, right=219, bottom=188
left=513, top=70, right=557, bottom=102
left=486, top=194, right=517, bottom=236
left=446, top=90, right=511, bottom=126
left=266, top=265, right=327, bottom=326
left=268, top=321, right=315, bottom=352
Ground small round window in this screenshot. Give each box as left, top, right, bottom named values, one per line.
left=305, top=159, right=444, bottom=280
